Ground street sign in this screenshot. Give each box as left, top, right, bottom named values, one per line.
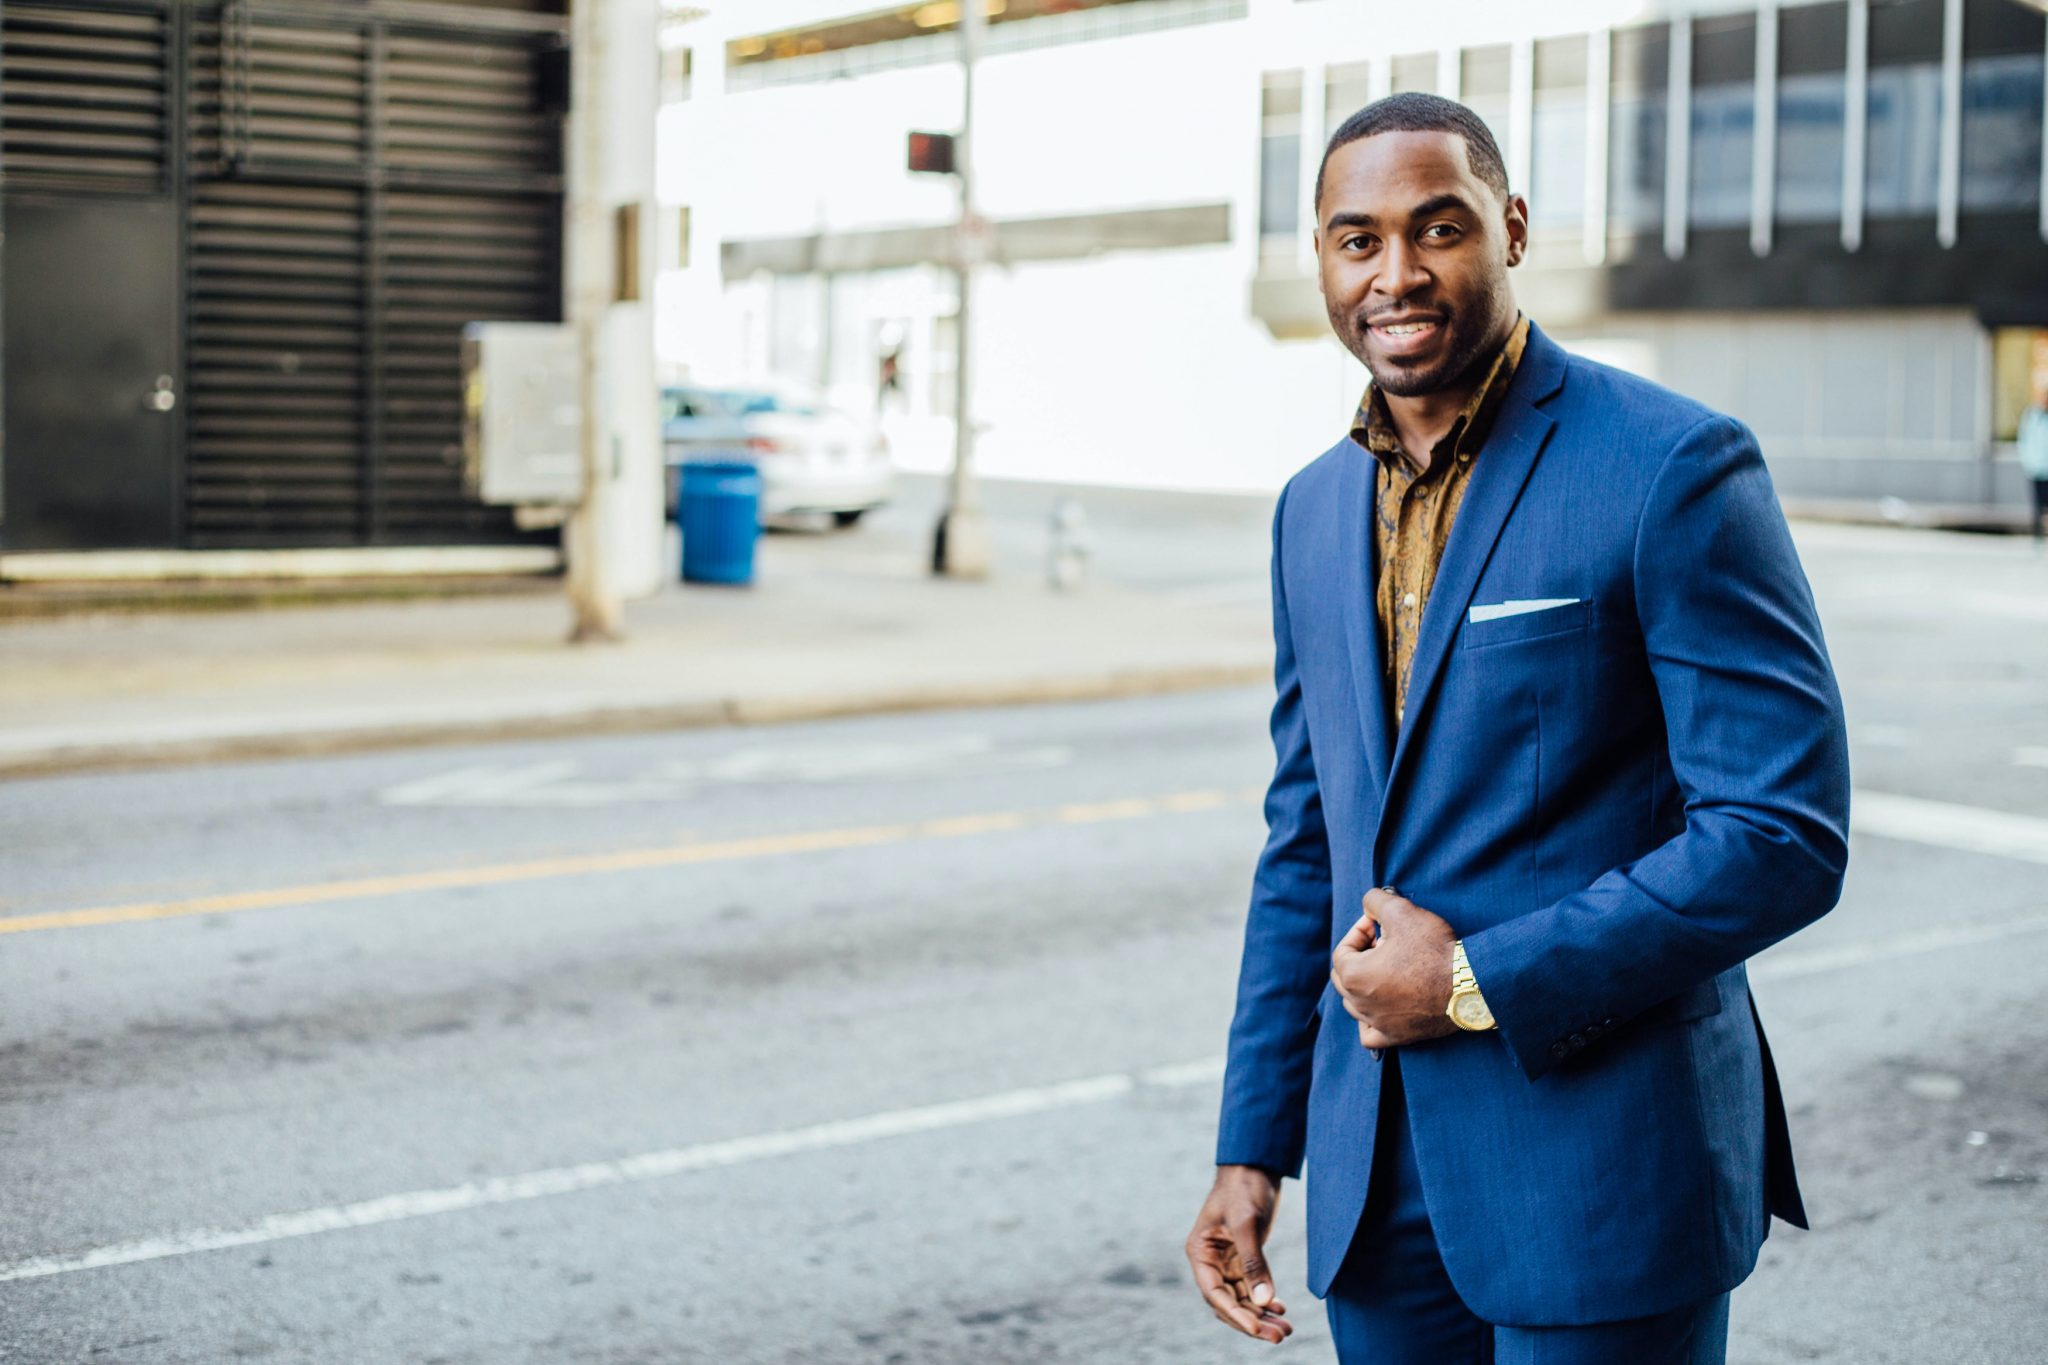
left=907, top=130, right=956, bottom=175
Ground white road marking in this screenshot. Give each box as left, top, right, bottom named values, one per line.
left=11, top=791, right=2042, bottom=1285
left=377, top=736, right=1074, bottom=807
left=1756, top=906, right=2048, bottom=980
left=1854, top=790, right=2048, bottom=865
left=0, top=1063, right=1211, bottom=1285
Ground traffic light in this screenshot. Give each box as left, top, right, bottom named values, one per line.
left=907, top=130, right=957, bottom=175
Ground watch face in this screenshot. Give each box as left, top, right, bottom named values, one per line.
left=1451, top=991, right=1495, bottom=1031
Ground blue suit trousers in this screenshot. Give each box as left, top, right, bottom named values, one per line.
left=1325, top=1056, right=1731, bottom=1365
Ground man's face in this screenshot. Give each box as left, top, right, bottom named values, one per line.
left=1313, top=130, right=1527, bottom=397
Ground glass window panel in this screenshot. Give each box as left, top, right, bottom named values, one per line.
left=1531, top=99, right=1586, bottom=229
left=1609, top=25, right=1668, bottom=235
left=1690, top=81, right=1755, bottom=228
left=1326, top=60, right=1373, bottom=138
left=1391, top=52, right=1435, bottom=94
left=1463, top=45, right=1512, bottom=156
left=1961, top=52, right=2045, bottom=211
left=1261, top=133, right=1302, bottom=237
left=1866, top=62, right=1942, bottom=217
left=1777, top=70, right=1846, bottom=224
left=1532, top=36, right=1587, bottom=231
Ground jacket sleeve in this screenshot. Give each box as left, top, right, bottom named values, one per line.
left=1215, top=483, right=1336, bottom=1173
left=1461, top=415, right=1852, bottom=1081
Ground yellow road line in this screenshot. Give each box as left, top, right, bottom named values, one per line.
left=0, top=787, right=1255, bottom=938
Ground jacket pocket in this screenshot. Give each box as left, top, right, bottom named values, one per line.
left=1460, top=597, right=1594, bottom=649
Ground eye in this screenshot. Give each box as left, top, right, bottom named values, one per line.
left=1341, top=233, right=1376, bottom=252
left=1421, top=222, right=1462, bottom=241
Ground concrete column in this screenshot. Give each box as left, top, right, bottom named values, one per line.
left=1508, top=38, right=1534, bottom=195
left=1664, top=12, right=1692, bottom=260
left=1584, top=28, right=1611, bottom=265
left=1752, top=0, right=1778, bottom=257
left=1937, top=0, right=1962, bottom=248
left=1844, top=0, right=1868, bottom=251
left=1298, top=62, right=1325, bottom=273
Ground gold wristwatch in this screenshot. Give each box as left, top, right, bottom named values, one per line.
left=1447, top=940, right=1496, bottom=1032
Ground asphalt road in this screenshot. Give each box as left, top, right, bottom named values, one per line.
left=3, top=519, right=2046, bottom=1364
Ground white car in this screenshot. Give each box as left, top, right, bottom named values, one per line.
left=662, top=385, right=892, bottom=526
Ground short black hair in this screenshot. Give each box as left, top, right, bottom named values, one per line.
left=1313, top=91, right=1511, bottom=218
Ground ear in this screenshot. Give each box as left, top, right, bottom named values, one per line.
left=1502, top=193, right=1530, bottom=267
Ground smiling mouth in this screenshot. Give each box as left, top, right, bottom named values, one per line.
left=1364, top=315, right=1446, bottom=356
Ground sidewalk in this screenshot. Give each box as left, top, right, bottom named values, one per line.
left=0, top=530, right=1275, bottom=779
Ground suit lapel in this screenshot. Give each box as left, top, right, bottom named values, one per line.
left=1336, top=440, right=1394, bottom=801
left=1380, top=327, right=1568, bottom=806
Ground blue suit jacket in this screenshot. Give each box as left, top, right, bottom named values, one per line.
left=1216, top=323, right=1851, bottom=1325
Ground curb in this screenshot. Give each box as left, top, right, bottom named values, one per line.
left=0, top=663, right=1272, bottom=781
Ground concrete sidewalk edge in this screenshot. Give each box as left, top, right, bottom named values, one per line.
left=0, top=663, right=1271, bottom=781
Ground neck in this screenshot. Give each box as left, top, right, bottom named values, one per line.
left=1380, top=313, right=1515, bottom=467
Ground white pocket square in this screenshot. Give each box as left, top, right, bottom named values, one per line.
left=1468, top=598, right=1581, bottom=624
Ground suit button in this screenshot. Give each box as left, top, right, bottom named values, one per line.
left=1601, top=1017, right=1616, bottom=1029
left=1551, top=1041, right=1570, bottom=1059
left=1568, top=1032, right=1586, bottom=1049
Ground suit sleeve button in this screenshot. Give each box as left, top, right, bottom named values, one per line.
left=1551, top=1041, right=1570, bottom=1059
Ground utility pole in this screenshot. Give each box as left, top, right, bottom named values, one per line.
left=931, top=0, right=991, bottom=579
left=564, top=0, right=627, bottom=641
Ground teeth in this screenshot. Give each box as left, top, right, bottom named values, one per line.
left=1382, top=322, right=1433, bottom=335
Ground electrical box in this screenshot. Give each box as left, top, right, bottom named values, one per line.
left=461, top=321, right=582, bottom=506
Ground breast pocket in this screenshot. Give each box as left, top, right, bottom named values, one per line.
left=1459, top=597, right=1594, bottom=650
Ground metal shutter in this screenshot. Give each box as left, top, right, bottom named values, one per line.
left=0, top=2, right=170, bottom=194
left=181, top=0, right=565, bottom=548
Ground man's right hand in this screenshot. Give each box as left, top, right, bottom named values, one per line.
left=1185, top=1164, right=1292, bottom=1344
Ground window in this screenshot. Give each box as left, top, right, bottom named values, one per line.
left=1609, top=24, right=1669, bottom=236
left=1866, top=0, right=1943, bottom=219
left=1776, top=3, right=1848, bottom=227
left=1391, top=52, right=1436, bottom=95
left=1462, top=44, right=1512, bottom=162
left=1261, top=71, right=1304, bottom=245
left=1689, top=14, right=1756, bottom=230
left=1531, top=35, right=1588, bottom=232
left=1960, top=0, right=2046, bottom=212
left=1325, top=60, right=1372, bottom=139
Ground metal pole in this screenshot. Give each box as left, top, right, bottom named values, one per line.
left=565, top=0, right=625, bottom=640
left=933, top=0, right=991, bottom=578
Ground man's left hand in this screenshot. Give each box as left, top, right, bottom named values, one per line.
left=1330, top=888, right=1460, bottom=1049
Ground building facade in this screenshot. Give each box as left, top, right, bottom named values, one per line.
left=0, top=0, right=571, bottom=555
left=659, top=0, right=2048, bottom=506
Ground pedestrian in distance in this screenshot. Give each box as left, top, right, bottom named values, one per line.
left=1185, top=92, right=1851, bottom=1364
left=2020, top=372, right=2048, bottom=548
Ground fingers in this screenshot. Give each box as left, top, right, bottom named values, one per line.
left=1363, top=886, right=1412, bottom=923
left=1358, top=1022, right=1391, bottom=1050
left=1188, top=1231, right=1292, bottom=1341
left=1336, top=913, right=1380, bottom=955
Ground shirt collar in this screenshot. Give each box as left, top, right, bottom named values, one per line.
left=1351, top=313, right=1530, bottom=475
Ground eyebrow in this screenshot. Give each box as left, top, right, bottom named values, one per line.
left=1323, top=193, right=1479, bottom=233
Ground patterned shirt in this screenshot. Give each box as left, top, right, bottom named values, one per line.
left=1352, top=315, right=1530, bottom=728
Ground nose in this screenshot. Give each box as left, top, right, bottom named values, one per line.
left=1375, top=236, right=1431, bottom=302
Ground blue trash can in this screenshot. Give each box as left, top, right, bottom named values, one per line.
left=678, top=459, right=761, bottom=585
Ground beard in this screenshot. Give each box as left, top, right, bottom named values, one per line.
left=1332, top=272, right=1512, bottom=398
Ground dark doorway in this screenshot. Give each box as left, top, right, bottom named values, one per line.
left=2, top=198, right=180, bottom=550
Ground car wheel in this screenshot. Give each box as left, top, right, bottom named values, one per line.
left=831, top=510, right=866, bottom=529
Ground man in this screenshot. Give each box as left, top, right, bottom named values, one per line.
left=1184, top=93, right=1850, bottom=1363
left=2020, top=367, right=2047, bottom=546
